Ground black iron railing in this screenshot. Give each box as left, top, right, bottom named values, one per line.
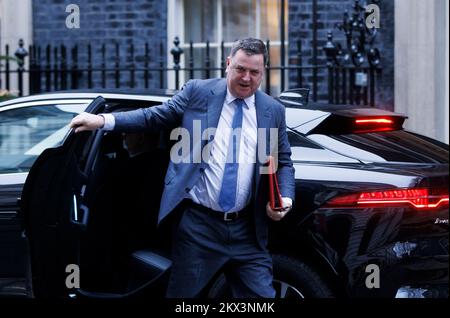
left=1, top=0, right=382, bottom=107
left=2, top=37, right=322, bottom=98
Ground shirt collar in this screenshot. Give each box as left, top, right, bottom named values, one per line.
left=225, top=87, right=254, bottom=109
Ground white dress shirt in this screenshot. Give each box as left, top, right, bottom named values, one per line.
left=101, top=90, right=261, bottom=212
left=189, top=89, right=257, bottom=212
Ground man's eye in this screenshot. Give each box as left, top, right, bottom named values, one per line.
left=251, top=71, right=260, bottom=76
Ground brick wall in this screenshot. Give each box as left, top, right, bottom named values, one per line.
left=288, top=0, right=395, bottom=110
left=32, top=0, right=167, bottom=89
left=31, top=0, right=394, bottom=109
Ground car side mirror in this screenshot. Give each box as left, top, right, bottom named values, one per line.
left=278, top=88, right=310, bottom=108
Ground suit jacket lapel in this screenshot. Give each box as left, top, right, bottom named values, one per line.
left=207, top=79, right=227, bottom=131
left=254, top=90, right=273, bottom=195
left=255, top=90, right=272, bottom=133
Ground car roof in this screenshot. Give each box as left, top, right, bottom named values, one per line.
left=0, top=89, right=176, bottom=108
left=2, top=90, right=406, bottom=133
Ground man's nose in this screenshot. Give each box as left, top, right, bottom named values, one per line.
left=242, top=71, right=251, bottom=81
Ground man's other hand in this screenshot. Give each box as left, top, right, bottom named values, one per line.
left=70, top=112, right=105, bottom=133
left=266, top=197, right=292, bottom=221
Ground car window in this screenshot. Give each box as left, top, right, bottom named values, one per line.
left=0, top=103, right=89, bottom=174
left=308, top=130, right=449, bottom=163
left=287, top=130, right=359, bottom=163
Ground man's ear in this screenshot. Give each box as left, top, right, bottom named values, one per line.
left=225, top=56, right=231, bottom=73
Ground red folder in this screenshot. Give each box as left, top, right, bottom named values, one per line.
left=267, top=156, right=285, bottom=211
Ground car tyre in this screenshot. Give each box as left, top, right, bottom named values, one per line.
left=207, top=254, right=335, bottom=298
left=272, top=254, right=335, bottom=298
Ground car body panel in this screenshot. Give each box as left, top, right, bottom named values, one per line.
left=0, top=91, right=448, bottom=298
left=0, top=100, right=92, bottom=287
left=18, top=97, right=120, bottom=297
left=288, top=159, right=448, bottom=297
left=0, top=90, right=174, bottom=108
left=0, top=93, right=172, bottom=290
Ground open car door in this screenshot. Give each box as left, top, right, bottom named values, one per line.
left=21, top=97, right=172, bottom=298
left=20, top=96, right=107, bottom=297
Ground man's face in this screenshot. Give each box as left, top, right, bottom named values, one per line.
left=226, top=49, right=264, bottom=99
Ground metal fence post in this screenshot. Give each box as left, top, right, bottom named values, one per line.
left=115, top=43, right=120, bottom=88
left=159, top=42, right=165, bottom=89
left=265, top=40, right=271, bottom=95
left=28, top=45, right=35, bottom=94
left=71, top=45, right=78, bottom=89
left=205, top=40, right=210, bottom=79
left=53, top=46, right=58, bottom=91
left=297, top=40, right=302, bottom=88
left=129, top=43, right=135, bottom=89
left=170, top=36, right=183, bottom=90
left=87, top=44, right=92, bottom=89
left=189, top=41, right=194, bottom=80
left=60, top=45, right=67, bottom=90
left=45, top=45, right=51, bottom=91
left=220, top=41, right=225, bottom=78
left=323, top=31, right=338, bottom=104
left=144, top=43, right=149, bottom=89
left=101, top=44, right=106, bottom=88
left=36, top=46, right=42, bottom=93
left=14, top=39, right=28, bottom=96
left=5, top=45, right=10, bottom=90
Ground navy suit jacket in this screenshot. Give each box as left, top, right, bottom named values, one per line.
left=112, top=78, right=295, bottom=248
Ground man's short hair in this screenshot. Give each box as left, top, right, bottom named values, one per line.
left=229, top=38, right=268, bottom=66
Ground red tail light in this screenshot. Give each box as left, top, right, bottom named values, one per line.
left=325, top=188, right=449, bottom=210
left=353, top=117, right=398, bottom=133
left=355, top=118, right=394, bottom=124
left=307, top=112, right=406, bottom=135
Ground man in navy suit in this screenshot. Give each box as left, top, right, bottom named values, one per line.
left=70, top=38, right=295, bottom=298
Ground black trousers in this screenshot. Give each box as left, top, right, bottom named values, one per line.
left=166, top=200, right=275, bottom=298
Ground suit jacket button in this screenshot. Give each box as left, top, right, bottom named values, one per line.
left=199, top=168, right=205, bottom=172
left=185, top=187, right=190, bottom=192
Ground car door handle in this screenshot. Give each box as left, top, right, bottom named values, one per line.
left=71, top=194, right=89, bottom=228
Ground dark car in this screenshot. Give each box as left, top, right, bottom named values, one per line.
left=0, top=90, right=448, bottom=298
left=0, top=90, right=173, bottom=297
